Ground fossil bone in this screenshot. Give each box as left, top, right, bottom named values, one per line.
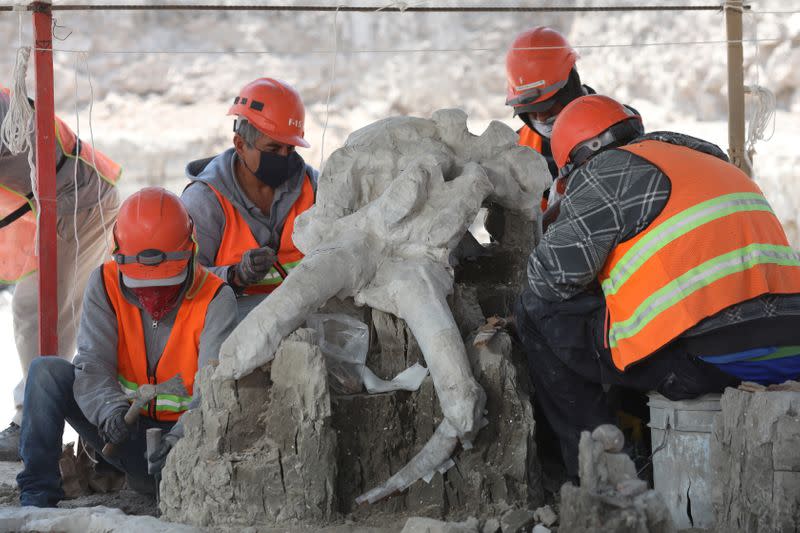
left=215, top=109, right=549, bottom=501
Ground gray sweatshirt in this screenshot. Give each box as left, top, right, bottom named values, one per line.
left=72, top=265, right=237, bottom=438
left=182, top=149, right=317, bottom=318
left=181, top=148, right=318, bottom=283
left=0, top=92, right=118, bottom=215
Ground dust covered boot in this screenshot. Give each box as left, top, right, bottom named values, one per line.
left=0, top=423, right=21, bottom=461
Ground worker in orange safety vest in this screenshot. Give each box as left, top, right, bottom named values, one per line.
left=182, top=78, right=318, bottom=320
left=16, top=188, right=237, bottom=507
left=0, top=85, right=122, bottom=461
left=514, top=95, right=800, bottom=478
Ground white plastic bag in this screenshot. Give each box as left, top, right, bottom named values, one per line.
left=306, top=313, right=369, bottom=394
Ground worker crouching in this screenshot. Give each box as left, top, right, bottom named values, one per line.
left=16, top=188, right=237, bottom=507
left=515, top=95, right=800, bottom=479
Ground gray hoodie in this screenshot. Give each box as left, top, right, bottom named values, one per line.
left=72, top=264, right=237, bottom=438
left=182, top=148, right=317, bottom=317
left=0, top=92, right=118, bottom=215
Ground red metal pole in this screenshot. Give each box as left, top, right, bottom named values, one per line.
left=32, top=1, right=58, bottom=356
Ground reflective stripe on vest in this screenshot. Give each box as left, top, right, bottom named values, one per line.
left=53, top=116, right=122, bottom=186
left=598, top=140, right=800, bottom=371
left=207, top=175, right=315, bottom=295
left=102, top=261, right=223, bottom=422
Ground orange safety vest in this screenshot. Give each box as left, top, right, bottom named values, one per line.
left=102, top=261, right=223, bottom=422
left=517, top=125, right=544, bottom=154
left=0, top=85, right=122, bottom=283
left=206, top=175, right=315, bottom=295
left=598, top=140, right=800, bottom=371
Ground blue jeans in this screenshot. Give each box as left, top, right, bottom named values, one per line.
left=16, top=357, right=173, bottom=507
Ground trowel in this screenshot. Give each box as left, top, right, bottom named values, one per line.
left=101, top=374, right=188, bottom=456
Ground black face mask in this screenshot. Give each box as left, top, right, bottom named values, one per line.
left=246, top=149, right=304, bottom=188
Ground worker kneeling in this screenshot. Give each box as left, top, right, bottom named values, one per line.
left=515, top=94, right=800, bottom=479
left=16, top=188, right=236, bottom=507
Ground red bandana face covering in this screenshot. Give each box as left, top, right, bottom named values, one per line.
left=130, top=284, right=184, bottom=322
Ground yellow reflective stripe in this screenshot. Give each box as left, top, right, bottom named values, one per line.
left=252, top=259, right=302, bottom=286
left=117, top=374, right=138, bottom=393
left=0, top=183, right=36, bottom=214
left=53, top=120, right=121, bottom=186
left=609, top=244, right=800, bottom=347
left=602, top=193, right=773, bottom=296
left=154, top=394, right=192, bottom=412
left=117, top=377, right=191, bottom=411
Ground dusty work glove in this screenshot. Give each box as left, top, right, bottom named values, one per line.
left=147, top=433, right=179, bottom=475
left=233, top=245, right=277, bottom=287
left=100, top=407, right=131, bottom=445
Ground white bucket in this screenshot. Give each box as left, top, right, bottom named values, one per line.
left=647, top=392, right=721, bottom=530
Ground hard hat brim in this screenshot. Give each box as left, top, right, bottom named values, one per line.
left=119, top=260, right=189, bottom=286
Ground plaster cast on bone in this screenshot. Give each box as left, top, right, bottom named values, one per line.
left=216, top=108, right=550, bottom=501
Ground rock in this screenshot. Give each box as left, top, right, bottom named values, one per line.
left=160, top=329, right=337, bottom=527
left=481, top=517, right=501, bottom=533
left=766, top=379, right=800, bottom=392
left=336, top=307, right=541, bottom=519
left=532, top=504, right=557, bottom=527
left=559, top=482, right=675, bottom=533
left=560, top=427, right=675, bottom=533
left=711, top=386, right=800, bottom=532
left=578, top=430, right=637, bottom=493
left=616, top=479, right=648, bottom=498
left=163, top=314, right=541, bottom=528
left=499, top=508, right=536, bottom=532
left=0, top=506, right=200, bottom=532
left=401, top=516, right=480, bottom=533
left=591, top=424, right=625, bottom=453
left=531, top=526, right=551, bottom=533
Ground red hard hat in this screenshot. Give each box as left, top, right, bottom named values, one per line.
left=551, top=95, right=643, bottom=172
left=505, top=27, right=578, bottom=112
left=113, top=187, right=195, bottom=287
left=227, top=78, right=310, bottom=148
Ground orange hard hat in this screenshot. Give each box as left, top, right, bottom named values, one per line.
left=113, top=187, right=195, bottom=287
left=505, top=27, right=578, bottom=114
left=227, top=78, right=310, bottom=149
left=551, top=95, right=643, bottom=174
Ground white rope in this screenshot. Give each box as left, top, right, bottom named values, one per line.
left=319, top=5, right=340, bottom=171
left=0, top=42, right=41, bottom=250
left=743, top=9, right=777, bottom=173
left=16, top=5, right=23, bottom=49
left=744, top=83, right=777, bottom=173
left=29, top=36, right=785, bottom=57
left=71, top=55, right=82, bottom=334
left=0, top=47, right=34, bottom=157
left=83, top=53, right=111, bottom=249
left=750, top=10, right=800, bottom=15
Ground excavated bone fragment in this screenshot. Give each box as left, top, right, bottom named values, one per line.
left=215, top=108, right=549, bottom=501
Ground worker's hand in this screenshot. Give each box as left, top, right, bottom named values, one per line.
left=147, top=433, right=179, bottom=475
left=100, top=408, right=131, bottom=445
left=234, top=245, right=277, bottom=287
